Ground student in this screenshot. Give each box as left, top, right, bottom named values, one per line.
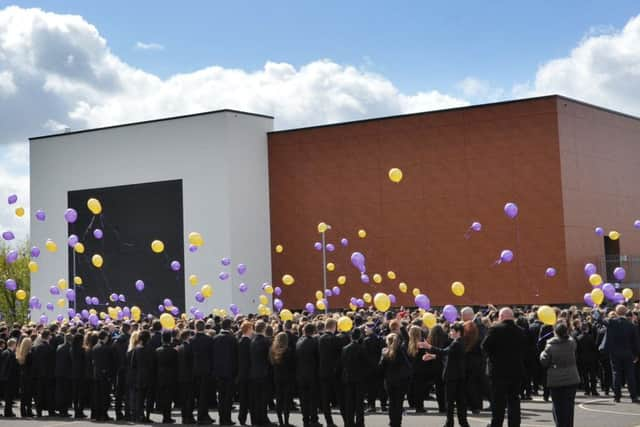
left=16, top=337, right=34, bottom=418
left=341, top=328, right=368, bottom=427
left=270, top=332, right=296, bottom=427
left=155, top=331, right=178, bottom=424
left=379, top=333, right=412, bottom=427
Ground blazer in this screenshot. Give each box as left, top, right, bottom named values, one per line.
left=155, top=344, right=178, bottom=386
left=249, top=334, right=271, bottom=380
left=190, top=332, right=213, bottom=377
left=91, top=341, right=114, bottom=380
left=176, top=341, right=193, bottom=383
left=212, top=330, right=238, bottom=379
left=132, top=344, right=154, bottom=388
left=295, top=335, right=319, bottom=384
left=341, top=341, right=368, bottom=384
left=237, top=336, right=251, bottom=382
left=31, top=341, right=55, bottom=379
left=318, top=332, right=343, bottom=380
left=429, top=337, right=465, bottom=382
left=54, top=342, right=72, bottom=379
left=481, top=320, right=526, bottom=380
left=603, top=317, right=640, bottom=359
left=378, top=346, right=412, bottom=386
left=271, top=347, right=296, bottom=384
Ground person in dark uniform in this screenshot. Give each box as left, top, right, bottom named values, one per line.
left=576, top=323, right=599, bottom=396
left=132, top=330, right=154, bottom=423
left=83, top=332, right=99, bottom=420
left=423, top=322, right=470, bottom=427
left=70, top=333, right=86, bottom=419
left=379, top=332, right=412, bottom=427
left=250, top=320, right=273, bottom=427
left=236, top=321, right=253, bottom=426
left=31, top=330, right=55, bottom=417
left=16, top=337, right=34, bottom=418
left=155, top=331, right=178, bottom=424
left=212, top=318, right=238, bottom=426
left=407, top=325, right=428, bottom=413
left=363, top=323, right=386, bottom=412
left=296, top=322, right=320, bottom=427
left=603, top=305, right=640, bottom=403
left=125, top=331, right=140, bottom=422
left=270, top=331, right=296, bottom=427
left=425, top=325, right=449, bottom=414
left=0, top=338, right=18, bottom=417
left=191, top=319, right=214, bottom=425
left=91, top=330, right=114, bottom=421
left=54, top=333, right=72, bottom=417
left=113, top=323, right=131, bottom=420
left=177, top=329, right=196, bottom=424
left=341, top=328, right=368, bottom=427
left=318, top=318, right=343, bottom=427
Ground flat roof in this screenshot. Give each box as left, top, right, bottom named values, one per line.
left=29, top=109, right=274, bottom=141
left=269, top=94, right=640, bottom=134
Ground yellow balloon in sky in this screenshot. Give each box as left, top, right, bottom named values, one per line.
left=28, top=261, right=39, bottom=273
left=337, top=275, right=346, bottom=285
left=74, top=276, right=83, bottom=285
left=280, top=309, right=293, bottom=321
left=89, top=309, right=97, bottom=316
left=349, top=303, right=357, bottom=311
left=388, top=167, right=403, bottom=183
left=338, top=316, right=353, bottom=332
left=591, top=288, right=604, bottom=305
left=74, top=242, right=85, bottom=254
left=315, top=290, right=323, bottom=300
left=131, top=306, right=141, bottom=321
left=57, top=298, right=66, bottom=308
left=87, top=198, right=102, bottom=215
left=622, top=288, right=633, bottom=300
left=275, top=244, right=284, bottom=253
left=373, top=274, right=383, bottom=284
left=282, top=274, right=295, bottom=286
left=265, top=285, right=274, bottom=294
left=387, top=271, right=397, bottom=280
left=358, top=229, right=367, bottom=239
left=15, top=207, right=25, bottom=217
left=159, top=313, right=175, bottom=329
left=422, top=312, right=437, bottom=329
left=451, top=281, right=465, bottom=297
left=317, top=222, right=328, bottom=233
left=151, top=240, right=165, bottom=253
left=45, top=239, right=57, bottom=252
left=188, top=232, right=204, bottom=247
left=399, top=282, right=408, bottom=293
left=57, top=279, right=68, bottom=290
left=108, top=307, right=118, bottom=320
left=316, top=300, right=326, bottom=311
left=326, top=262, right=335, bottom=272
left=537, top=305, right=556, bottom=325
left=589, top=273, right=602, bottom=287
left=608, top=230, right=620, bottom=241
left=373, top=293, right=391, bottom=312
left=363, top=293, right=372, bottom=303
left=92, top=254, right=104, bottom=268
left=189, top=274, right=198, bottom=286
left=15, top=289, right=27, bottom=301
left=412, top=288, right=420, bottom=297
left=201, top=284, right=213, bottom=298
left=259, top=294, right=268, bottom=305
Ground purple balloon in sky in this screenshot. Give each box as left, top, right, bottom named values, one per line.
left=634, top=220, right=640, bottom=229
left=332, top=286, right=340, bottom=296
left=81, top=309, right=89, bottom=319
left=189, top=306, right=197, bottom=315
left=594, top=227, right=604, bottom=236
left=219, top=271, right=230, bottom=281
left=613, top=267, right=626, bottom=281
left=325, top=289, right=333, bottom=297
left=67, top=308, right=76, bottom=318
left=221, top=257, right=231, bottom=266
left=85, top=296, right=92, bottom=305
left=340, top=238, right=349, bottom=247
left=49, top=286, right=60, bottom=296
left=194, top=310, right=204, bottom=320
left=326, top=243, right=335, bottom=252
left=504, top=202, right=518, bottom=219
left=6, top=250, right=18, bottom=264
left=443, top=305, right=458, bottom=323
left=40, top=314, right=49, bottom=324
left=118, top=294, right=125, bottom=302
left=2, top=231, right=15, bottom=240
left=415, top=294, right=431, bottom=310
left=229, top=304, right=239, bottom=315
left=170, top=260, right=181, bottom=271
left=91, top=297, right=99, bottom=305
left=135, top=280, right=145, bottom=292
left=93, top=229, right=103, bottom=239
left=239, top=283, right=248, bottom=293
left=545, top=267, right=557, bottom=277
left=64, top=208, right=78, bottom=224
left=7, top=194, right=17, bottom=204
left=471, top=222, right=482, bottom=232
left=389, top=294, right=397, bottom=304
left=602, top=283, right=616, bottom=300
left=158, top=304, right=165, bottom=313
left=109, top=293, right=118, bottom=302
left=356, top=298, right=365, bottom=308
left=500, top=249, right=514, bottom=263
left=274, top=286, right=282, bottom=296
left=123, top=307, right=131, bottom=317
left=314, top=242, right=322, bottom=251
left=31, top=246, right=41, bottom=258
left=305, top=302, right=315, bottom=313
left=189, top=244, right=198, bottom=253
left=67, top=234, right=79, bottom=247
left=584, top=263, right=597, bottom=276
left=274, top=298, right=283, bottom=311
left=35, top=210, right=46, bottom=221
left=351, top=252, right=366, bottom=272
left=5, top=279, right=17, bottom=292
left=584, top=292, right=595, bottom=307
left=170, top=307, right=179, bottom=316
left=66, top=289, right=76, bottom=301
left=360, top=273, right=370, bottom=284
left=163, top=298, right=173, bottom=307
left=350, top=297, right=357, bottom=305
left=195, top=292, right=204, bottom=303
left=46, top=303, right=54, bottom=311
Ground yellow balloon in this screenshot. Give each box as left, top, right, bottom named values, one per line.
left=282, top=274, right=295, bottom=286
left=387, top=271, right=396, bottom=280
left=159, top=313, right=175, bottom=329
left=151, top=240, right=165, bottom=253
left=537, top=305, right=556, bottom=325
left=373, top=274, right=382, bottom=284
left=412, top=288, right=420, bottom=297
left=74, top=242, right=85, bottom=254
left=15, top=289, right=26, bottom=301
left=318, top=222, right=328, bottom=233
left=131, top=306, right=141, bottom=321
left=363, top=293, right=372, bottom=303
left=57, top=279, right=68, bottom=290
left=108, top=307, right=118, bottom=320
left=15, top=207, right=25, bottom=217
left=275, top=244, right=284, bottom=253
left=338, top=316, right=353, bottom=332
left=316, top=300, right=326, bottom=311
left=373, top=293, right=391, bottom=312
left=74, top=276, right=83, bottom=285
left=265, top=285, right=274, bottom=294
left=349, top=303, right=357, bottom=311
left=45, top=239, right=58, bottom=252
left=28, top=261, right=39, bottom=273
left=89, top=309, right=97, bottom=316
left=87, top=198, right=102, bottom=215
left=188, top=232, right=204, bottom=247
left=589, top=273, right=602, bottom=287
left=337, top=275, right=347, bottom=285
left=259, top=294, right=268, bottom=305
left=99, top=312, right=106, bottom=320
left=189, top=274, right=199, bottom=286
left=591, top=288, right=604, bottom=305
left=399, top=282, right=408, bottom=293
left=622, top=288, right=634, bottom=300
left=451, top=281, right=465, bottom=297
left=315, top=290, right=323, bottom=300
left=608, top=230, right=620, bottom=241
left=201, top=284, right=213, bottom=298
left=388, top=167, right=403, bottom=183
left=57, top=298, right=66, bottom=308
left=358, top=229, right=367, bottom=239
left=280, top=309, right=293, bottom=321
left=92, top=254, right=104, bottom=268
left=326, top=262, right=335, bottom=272
left=422, top=312, right=437, bottom=328
left=257, top=304, right=267, bottom=315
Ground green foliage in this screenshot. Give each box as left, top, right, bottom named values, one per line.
left=0, top=241, right=31, bottom=324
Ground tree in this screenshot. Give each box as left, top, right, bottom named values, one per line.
left=0, top=242, right=31, bottom=324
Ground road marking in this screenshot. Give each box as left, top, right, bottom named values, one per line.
left=578, top=398, right=640, bottom=416
left=468, top=417, right=549, bottom=427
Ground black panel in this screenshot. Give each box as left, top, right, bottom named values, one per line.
left=67, top=180, right=184, bottom=314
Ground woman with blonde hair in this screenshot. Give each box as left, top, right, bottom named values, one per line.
left=379, top=333, right=412, bottom=427
left=407, top=326, right=429, bottom=412
left=16, top=337, right=34, bottom=417
left=269, top=332, right=295, bottom=427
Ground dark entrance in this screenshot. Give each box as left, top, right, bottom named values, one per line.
left=604, top=236, right=621, bottom=283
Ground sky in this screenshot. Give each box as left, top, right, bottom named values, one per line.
left=2, top=1, right=640, bottom=237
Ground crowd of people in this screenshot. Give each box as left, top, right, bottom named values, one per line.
left=0, top=302, right=639, bottom=427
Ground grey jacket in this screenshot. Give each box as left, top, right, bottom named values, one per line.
left=539, top=336, right=580, bottom=388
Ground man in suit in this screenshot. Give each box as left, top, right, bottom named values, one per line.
left=113, top=323, right=131, bottom=420
left=0, top=338, right=17, bottom=417
left=155, top=331, right=178, bottom=424
left=236, top=321, right=253, bottom=426
left=341, top=328, right=368, bottom=427
left=32, top=329, right=55, bottom=417
left=482, top=307, right=526, bottom=427
left=318, top=318, right=343, bottom=427
left=177, top=329, right=196, bottom=424
left=250, top=320, right=273, bottom=427
left=92, top=330, right=114, bottom=422
left=132, top=330, right=154, bottom=423
left=604, top=305, right=640, bottom=402
left=54, top=333, right=73, bottom=417
left=363, top=324, right=386, bottom=412
left=296, top=323, right=320, bottom=427
left=191, top=319, right=214, bottom=425
left=213, top=318, right=238, bottom=426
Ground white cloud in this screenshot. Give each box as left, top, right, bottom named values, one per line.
left=0, top=70, right=17, bottom=96
left=0, top=143, right=29, bottom=241
left=457, top=77, right=505, bottom=101
left=134, top=41, right=164, bottom=51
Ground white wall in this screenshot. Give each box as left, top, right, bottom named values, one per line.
left=29, top=110, right=273, bottom=319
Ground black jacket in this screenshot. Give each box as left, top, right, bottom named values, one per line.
left=91, top=341, right=114, bottom=380
left=132, top=344, right=154, bottom=388
left=212, top=330, right=238, bottom=379
left=70, top=346, right=85, bottom=380
left=341, top=340, right=368, bottom=383
left=237, top=336, right=251, bottom=382
left=155, top=344, right=178, bottom=386
left=271, top=347, right=296, bottom=384
left=113, top=333, right=130, bottom=374
left=54, top=342, right=72, bottom=379
left=249, top=334, right=271, bottom=380
left=0, top=349, right=17, bottom=383
left=363, top=334, right=384, bottom=375
left=481, top=320, right=526, bottom=380
left=191, top=332, right=213, bottom=377
left=429, top=337, right=465, bottom=382
left=603, top=317, right=640, bottom=359
left=31, top=341, right=55, bottom=379
left=576, top=332, right=599, bottom=365
left=295, top=335, right=318, bottom=384
left=378, top=346, right=412, bottom=386
left=177, top=341, right=193, bottom=383
left=318, top=332, right=343, bottom=380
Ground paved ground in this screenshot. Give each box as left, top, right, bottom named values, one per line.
left=1, top=394, right=640, bottom=426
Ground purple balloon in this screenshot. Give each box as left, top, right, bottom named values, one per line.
left=66, top=289, right=75, bottom=301
left=325, top=289, right=333, bottom=297
left=356, top=298, right=365, bottom=308
left=583, top=292, right=595, bottom=307
left=219, top=272, right=229, bottom=281
left=194, top=310, right=204, bottom=320
left=64, top=208, right=78, bottom=223
left=30, top=246, right=41, bottom=258
left=602, top=283, right=616, bottom=300
left=67, top=308, right=75, bottom=318
left=170, top=261, right=181, bottom=272
left=163, top=298, right=173, bottom=307
left=88, top=314, right=99, bottom=326
left=40, top=314, right=49, bottom=324
left=189, top=244, right=198, bottom=253
left=504, top=202, right=518, bottom=219
left=613, top=267, right=626, bottom=281
left=35, top=209, right=46, bottom=221
left=158, top=304, right=165, bottom=313
left=594, top=227, right=604, bottom=236
left=91, top=297, right=99, bottom=305
left=305, top=302, right=315, bottom=313
left=237, top=264, right=247, bottom=275
left=613, top=293, right=625, bottom=304
left=221, top=257, right=231, bottom=266
left=93, top=229, right=103, bottom=239
left=85, top=296, right=92, bottom=305
left=350, top=297, right=357, bottom=305
left=6, top=250, right=18, bottom=264
left=239, top=283, right=248, bottom=293
left=274, top=298, right=284, bottom=311
left=5, top=279, right=17, bottom=291
left=500, top=250, right=514, bottom=263
left=34, top=302, right=42, bottom=310
left=634, top=220, right=640, bottom=230
left=2, top=231, right=15, bottom=240
left=49, top=286, right=60, bottom=296
left=229, top=304, right=239, bottom=315
left=415, top=294, right=431, bottom=310
left=195, top=292, right=205, bottom=303
left=109, top=293, right=118, bottom=302
left=340, top=238, right=349, bottom=247
left=274, top=286, right=282, bottom=296
left=123, top=307, right=131, bottom=317
left=326, top=243, right=335, bottom=252
left=545, top=267, right=557, bottom=278
left=7, top=194, right=17, bottom=204
left=360, top=274, right=370, bottom=284
left=67, top=234, right=79, bottom=247
left=56, top=314, right=64, bottom=322
left=443, top=304, right=458, bottom=323
left=584, top=263, right=597, bottom=276
left=81, top=309, right=89, bottom=319
left=46, top=303, right=54, bottom=311
left=314, top=242, right=322, bottom=251
left=351, top=252, right=366, bottom=273
left=471, top=222, right=482, bottom=232
left=170, top=307, right=179, bottom=316
left=332, top=286, right=340, bottom=296
left=118, top=294, right=125, bottom=302
left=189, top=306, right=197, bottom=314
left=135, top=280, right=145, bottom=292
left=389, top=294, right=397, bottom=304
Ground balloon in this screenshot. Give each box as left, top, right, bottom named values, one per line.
left=87, top=198, right=102, bottom=215
left=64, top=208, right=78, bottom=223
left=500, top=249, right=514, bottom=263
left=195, top=292, right=205, bottom=303
left=265, top=285, right=274, bottom=294
left=282, top=274, right=295, bottom=286
left=595, top=227, right=604, bottom=236
left=131, top=306, right=141, bottom=321
left=399, top=282, right=408, bottom=293
left=356, top=298, right=365, bottom=308
left=331, top=286, right=340, bottom=296
left=164, top=298, right=173, bottom=307
left=40, top=314, right=49, bottom=324
left=66, top=289, right=76, bottom=301
left=504, top=202, right=518, bottom=219
left=388, top=168, right=403, bottom=183
left=412, top=288, right=420, bottom=297
left=50, top=285, right=60, bottom=295
left=28, top=261, right=39, bottom=273
left=326, top=262, right=335, bottom=272
left=151, top=240, right=165, bottom=253
left=609, top=230, right=620, bottom=241
left=275, top=244, right=284, bottom=253
left=305, top=302, right=315, bottom=313
left=5, top=279, right=17, bottom=292
left=201, top=284, right=213, bottom=298
left=159, top=313, right=175, bottom=329
left=93, top=229, right=103, bottom=239
left=35, top=209, right=46, bottom=221
left=415, top=294, right=431, bottom=310
left=537, top=305, right=556, bottom=325
left=187, top=244, right=198, bottom=253
left=358, top=229, right=367, bottom=238
left=280, top=309, right=293, bottom=321
left=229, top=304, right=239, bottom=316
left=635, top=220, right=640, bottom=230
left=7, top=194, right=17, bottom=204
left=170, top=261, right=181, bottom=271
left=338, top=316, right=353, bottom=332
left=443, top=305, right=458, bottom=323
left=374, top=293, right=391, bottom=312
left=273, top=298, right=284, bottom=311
left=73, top=242, right=85, bottom=254
left=74, top=276, right=83, bottom=285
left=423, top=312, right=437, bottom=328
left=274, top=286, right=282, bottom=296
left=15, top=289, right=26, bottom=301
left=91, top=297, right=99, bottom=305
left=237, top=264, right=247, bottom=275
left=622, top=288, right=633, bottom=300
left=326, top=243, right=335, bottom=252
left=189, top=275, right=198, bottom=286
left=451, top=281, right=465, bottom=297
left=67, top=234, right=79, bottom=247
left=341, top=238, right=349, bottom=247
left=85, top=296, right=92, bottom=305
left=110, top=293, right=118, bottom=302
left=92, top=254, right=104, bottom=268
left=363, top=293, right=372, bottom=303
left=259, top=295, right=268, bottom=305
left=188, top=232, right=204, bottom=247
left=360, top=274, right=370, bottom=284
left=135, top=280, right=145, bottom=292
left=350, top=252, right=366, bottom=272
left=317, top=222, right=328, bottom=233
left=471, top=221, right=482, bottom=232
left=221, top=257, right=231, bottom=266
left=88, top=314, right=99, bottom=326
left=239, top=283, right=248, bottom=293
left=57, top=279, right=68, bottom=290
left=613, top=267, right=626, bottom=281
left=6, top=250, right=18, bottom=264
left=316, top=300, right=326, bottom=310
left=337, top=275, right=346, bottom=285
left=45, top=239, right=57, bottom=252
left=315, top=290, right=323, bottom=300
left=15, top=207, right=25, bottom=217
left=30, top=246, right=40, bottom=258
left=602, top=283, right=616, bottom=300
left=584, top=263, right=597, bottom=276
left=388, top=294, right=397, bottom=304
left=2, top=231, right=14, bottom=240
left=589, top=274, right=602, bottom=287
left=591, top=288, right=604, bottom=305
left=373, top=274, right=382, bottom=284
left=67, top=308, right=76, bottom=318
left=545, top=267, right=557, bottom=278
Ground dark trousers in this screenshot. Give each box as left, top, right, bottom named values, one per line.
left=275, top=381, right=293, bottom=426
left=93, top=377, right=110, bottom=420
left=193, top=375, right=212, bottom=422
left=385, top=381, right=407, bottom=427
left=20, top=378, right=34, bottom=416
left=343, top=381, right=365, bottom=427
left=178, top=381, right=194, bottom=422
left=579, top=362, right=599, bottom=394
left=250, top=378, right=270, bottom=426
left=429, top=375, right=446, bottom=412
left=237, top=379, right=250, bottom=425
left=157, top=383, right=174, bottom=421
left=490, top=379, right=521, bottom=427
left=217, top=377, right=234, bottom=424
left=611, top=355, right=637, bottom=399
left=114, top=372, right=128, bottom=417
left=445, top=379, right=469, bottom=427
left=3, top=382, right=16, bottom=416
left=35, top=378, right=54, bottom=415
left=71, top=379, right=83, bottom=415
left=320, top=377, right=341, bottom=425
left=550, top=385, right=576, bottom=427
left=298, top=381, right=318, bottom=427
left=599, top=357, right=612, bottom=393
left=409, top=374, right=428, bottom=410
left=366, top=375, right=387, bottom=408
left=55, top=377, right=71, bottom=414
